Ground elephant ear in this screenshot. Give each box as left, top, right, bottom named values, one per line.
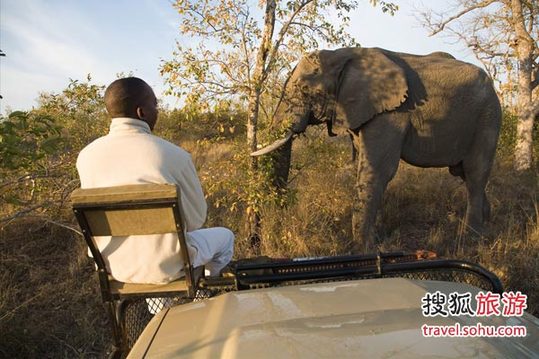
left=330, top=48, right=408, bottom=130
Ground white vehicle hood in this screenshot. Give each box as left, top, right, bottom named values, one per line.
left=129, top=278, right=539, bottom=358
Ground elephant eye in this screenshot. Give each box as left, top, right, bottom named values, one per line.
left=311, top=68, right=320, bottom=75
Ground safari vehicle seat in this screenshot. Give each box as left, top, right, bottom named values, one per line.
left=71, top=184, right=203, bottom=357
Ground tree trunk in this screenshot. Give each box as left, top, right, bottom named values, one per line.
left=511, top=0, right=535, bottom=171
left=246, top=0, right=277, bottom=251
left=246, top=92, right=262, bottom=250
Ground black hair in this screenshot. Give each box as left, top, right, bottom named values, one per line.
left=104, top=77, right=153, bottom=118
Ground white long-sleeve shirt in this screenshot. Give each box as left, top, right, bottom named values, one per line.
left=76, top=117, right=207, bottom=283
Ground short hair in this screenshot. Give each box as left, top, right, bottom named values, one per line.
left=104, top=77, right=153, bottom=118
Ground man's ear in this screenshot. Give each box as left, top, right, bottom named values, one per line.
left=136, top=107, right=145, bottom=120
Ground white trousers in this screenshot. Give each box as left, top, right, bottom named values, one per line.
left=187, top=227, right=235, bottom=276
left=147, top=226, right=234, bottom=313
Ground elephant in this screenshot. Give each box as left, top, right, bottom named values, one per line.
left=252, top=47, right=501, bottom=252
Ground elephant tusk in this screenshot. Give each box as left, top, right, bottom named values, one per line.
left=250, top=131, right=294, bottom=156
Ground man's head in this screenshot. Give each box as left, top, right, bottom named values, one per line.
left=104, top=77, right=158, bottom=130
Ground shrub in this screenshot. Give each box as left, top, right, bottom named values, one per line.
left=497, top=108, right=539, bottom=164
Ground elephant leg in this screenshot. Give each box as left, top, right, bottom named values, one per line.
left=482, top=192, right=491, bottom=222
left=461, top=124, right=498, bottom=233
left=462, top=168, right=489, bottom=233
left=463, top=181, right=492, bottom=231
left=350, top=115, right=406, bottom=252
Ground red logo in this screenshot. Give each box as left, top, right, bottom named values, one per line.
left=501, top=291, right=527, bottom=317
left=475, top=292, right=501, bottom=316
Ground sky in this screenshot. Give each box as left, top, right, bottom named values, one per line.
left=0, top=0, right=477, bottom=113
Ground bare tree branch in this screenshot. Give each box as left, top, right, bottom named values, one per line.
left=0, top=203, right=49, bottom=227
left=428, top=0, right=498, bottom=36
left=265, top=0, right=315, bottom=78
left=30, top=216, right=83, bottom=236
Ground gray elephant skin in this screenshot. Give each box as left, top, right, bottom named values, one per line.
left=253, top=47, right=501, bottom=251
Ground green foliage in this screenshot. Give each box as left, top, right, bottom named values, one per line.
left=369, top=0, right=398, bottom=15
left=37, top=77, right=107, bottom=151
left=497, top=109, right=518, bottom=157
left=1, top=77, right=107, bottom=224
left=193, top=139, right=291, bottom=225
left=0, top=111, right=64, bottom=171
left=0, top=111, right=67, bottom=210
left=497, top=108, right=539, bottom=163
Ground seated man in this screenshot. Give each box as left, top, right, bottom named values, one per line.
left=76, top=77, right=234, bottom=284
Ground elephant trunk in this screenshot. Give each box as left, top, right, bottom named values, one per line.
left=290, top=107, right=311, bottom=134
left=250, top=106, right=310, bottom=157
left=270, top=137, right=293, bottom=189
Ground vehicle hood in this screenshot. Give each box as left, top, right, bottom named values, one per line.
left=129, top=278, right=539, bottom=358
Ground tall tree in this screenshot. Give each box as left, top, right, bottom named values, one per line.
left=419, top=0, right=539, bottom=171
left=162, top=0, right=397, bottom=248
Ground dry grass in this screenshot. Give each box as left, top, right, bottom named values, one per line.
left=382, top=160, right=539, bottom=315
left=0, top=217, right=109, bottom=358
left=189, top=131, right=538, bottom=318
left=204, top=134, right=539, bottom=314
left=1, top=131, right=537, bottom=357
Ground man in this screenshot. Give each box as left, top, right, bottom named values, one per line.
left=76, top=77, right=234, bottom=284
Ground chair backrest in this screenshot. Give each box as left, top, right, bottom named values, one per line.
left=71, top=184, right=197, bottom=298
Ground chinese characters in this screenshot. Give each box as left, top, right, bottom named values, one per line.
left=421, top=291, right=527, bottom=317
